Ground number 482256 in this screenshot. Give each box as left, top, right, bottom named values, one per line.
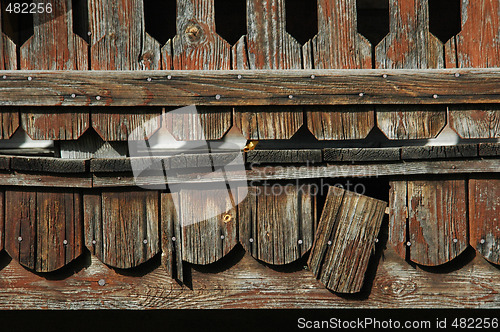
left=6, top=2, right=53, bottom=14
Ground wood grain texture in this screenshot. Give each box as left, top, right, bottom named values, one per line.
left=449, top=105, right=500, bottom=139
left=89, top=0, right=161, bottom=141
left=308, top=186, right=386, bottom=293
left=84, top=191, right=160, bottom=269
left=10, top=156, right=87, bottom=173
left=401, top=144, right=478, bottom=160
left=0, top=8, right=16, bottom=70
left=0, top=190, right=3, bottom=251
left=388, top=180, right=408, bottom=259
left=59, top=130, right=128, bottom=158
left=0, top=172, right=92, bottom=188
left=1, top=249, right=500, bottom=309
left=479, top=143, right=500, bottom=157
left=1, top=69, right=500, bottom=106
left=160, top=192, right=183, bottom=282
left=238, top=184, right=316, bottom=265
left=324, top=147, right=400, bottom=162
left=4, top=189, right=83, bottom=272
left=19, top=0, right=89, bottom=140
left=408, top=179, right=468, bottom=266
left=469, top=176, right=500, bottom=265
left=162, top=1, right=232, bottom=141
left=0, top=108, right=19, bottom=139
left=304, top=0, right=374, bottom=140
left=376, top=0, right=446, bottom=140
left=178, top=188, right=237, bottom=265
left=245, top=149, right=322, bottom=164
left=233, top=0, right=303, bottom=139
left=446, top=1, right=500, bottom=139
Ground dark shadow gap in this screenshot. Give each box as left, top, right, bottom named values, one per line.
left=356, top=0, right=389, bottom=46
left=285, top=0, right=318, bottom=44
left=72, top=0, right=89, bottom=43
left=429, top=0, right=461, bottom=43
left=1, top=1, right=34, bottom=50
left=215, top=0, right=247, bottom=45
left=144, top=0, right=177, bottom=45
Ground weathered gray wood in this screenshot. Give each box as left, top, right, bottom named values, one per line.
left=0, top=172, right=92, bottom=188
left=59, top=131, right=128, bottom=159
left=479, top=143, right=500, bottom=156
left=308, top=186, right=386, bottom=293
left=165, top=107, right=232, bottom=141
left=4, top=189, right=83, bottom=272
left=169, top=152, right=241, bottom=169
left=90, top=157, right=168, bottom=173
left=92, top=159, right=500, bottom=187
left=469, top=176, right=500, bottom=265
left=0, top=108, right=19, bottom=140
left=376, top=0, right=446, bottom=140
left=160, top=192, right=183, bottom=282
left=246, top=150, right=322, bottom=164
left=449, top=105, right=500, bottom=139
left=177, top=188, right=237, bottom=265
left=388, top=180, right=408, bottom=259
left=401, top=144, right=478, bottom=160
left=324, top=147, right=400, bottom=162
left=1, top=69, right=500, bottom=106
left=0, top=9, right=16, bottom=70
left=304, top=0, right=374, bottom=140
left=408, top=179, right=469, bottom=266
left=0, top=155, right=10, bottom=170
left=11, top=156, right=88, bottom=173
left=0, top=190, right=3, bottom=251
left=84, top=191, right=160, bottom=269
left=238, top=184, right=316, bottom=265
left=233, top=0, right=303, bottom=139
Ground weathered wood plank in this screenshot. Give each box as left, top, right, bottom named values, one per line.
left=0, top=155, right=10, bottom=170
left=324, top=147, right=400, bottom=162
left=388, top=180, right=408, bottom=259
left=449, top=105, right=500, bottom=139
left=446, top=1, right=500, bottom=139
left=20, top=0, right=89, bottom=140
left=239, top=184, right=316, bottom=265
left=177, top=188, right=237, bottom=265
left=4, top=189, right=83, bottom=272
left=479, top=143, right=500, bottom=157
left=162, top=1, right=232, bottom=140
left=308, top=186, right=386, bottom=293
left=246, top=150, right=322, bottom=164
left=401, top=144, right=478, bottom=160
left=233, top=0, right=303, bottom=139
left=160, top=192, right=183, bottom=282
left=59, top=130, right=128, bottom=159
left=0, top=190, right=4, bottom=251
left=11, top=156, right=88, bottom=173
left=469, top=176, right=500, bottom=264
left=84, top=191, right=160, bottom=269
left=408, top=179, right=468, bottom=266
left=1, top=69, right=500, bottom=106
left=0, top=8, right=16, bottom=70
left=1, top=249, right=500, bottom=309
left=0, top=172, right=92, bottom=188
left=92, top=159, right=500, bottom=187
left=304, top=0, right=374, bottom=140
left=376, top=0, right=446, bottom=139
left=0, top=108, right=19, bottom=139
left=89, top=0, right=161, bottom=141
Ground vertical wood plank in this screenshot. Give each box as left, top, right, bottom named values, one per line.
left=5, top=189, right=83, bottom=272
left=308, top=186, right=387, bottom=294
left=304, top=0, right=374, bottom=140
left=0, top=190, right=4, bottom=252
left=20, top=0, right=89, bottom=141
left=469, top=177, right=500, bottom=265
left=85, top=191, right=160, bottom=269
left=388, top=180, right=408, bottom=260
left=89, top=0, right=161, bottom=141
left=408, top=180, right=468, bottom=266
left=0, top=108, right=19, bottom=140
left=375, top=0, right=446, bottom=139
left=160, top=192, right=183, bottom=282
left=446, top=1, right=500, bottom=139
left=233, top=0, right=303, bottom=140
left=239, top=184, right=316, bottom=265
left=178, top=188, right=237, bottom=265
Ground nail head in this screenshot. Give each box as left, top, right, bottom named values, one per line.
left=249, top=238, right=254, bottom=243
left=63, top=240, right=68, bottom=245
left=406, top=241, right=412, bottom=247
left=98, top=279, right=106, bottom=286
left=172, top=237, right=176, bottom=242
left=455, top=73, right=460, bottom=77
left=143, top=239, right=148, bottom=244
left=310, top=74, right=316, bottom=79
left=433, top=94, right=438, bottom=99
left=96, top=96, right=101, bottom=101
left=2, top=75, right=6, bottom=79
left=18, top=237, right=22, bottom=242
left=71, top=93, right=76, bottom=98
left=92, top=240, right=97, bottom=245
left=147, top=77, right=152, bottom=82
left=167, top=75, right=172, bottom=80
left=359, top=92, right=364, bottom=97
left=27, top=76, right=32, bottom=81
left=480, top=239, right=486, bottom=244
left=327, top=241, right=332, bottom=246
left=383, top=74, right=388, bottom=78
left=288, top=95, right=293, bottom=99
left=221, top=235, right=225, bottom=240
left=298, top=239, right=303, bottom=245
left=215, top=94, right=221, bottom=100
left=237, top=74, right=242, bottom=79
left=452, top=238, right=458, bottom=243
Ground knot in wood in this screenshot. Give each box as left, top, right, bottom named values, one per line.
left=185, top=24, right=202, bottom=43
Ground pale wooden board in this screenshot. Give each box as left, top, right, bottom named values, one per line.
left=308, top=186, right=386, bottom=293
left=469, top=176, right=500, bottom=265
left=178, top=188, right=237, bottom=265
left=89, top=0, right=161, bottom=141
left=4, top=189, right=83, bottom=272
left=84, top=191, right=160, bottom=269
left=19, top=0, right=89, bottom=141
left=408, top=179, right=469, bottom=266
left=388, top=180, right=408, bottom=259
left=375, top=0, right=446, bottom=140
left=238, top=184, right=316, bottom=265
left=304, top=0, right=374, bottom=140
left=233, top=0, right=303, bottom=139
left=446, top=0, right=500, bottom=139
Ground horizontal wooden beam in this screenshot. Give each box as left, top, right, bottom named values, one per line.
left=0, top=69, right=499, bottom=106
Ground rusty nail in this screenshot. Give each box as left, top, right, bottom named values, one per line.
left=455, top=73, right=460, bottom=77
left=63, top=240, right=68, bottom=245
left=92, top=240, right=97, bottom=245
left=143, top=239, right=148, bottom=244
left=172, top=237, right=176, bottom=242
left=98, top=279, right=106, bottom=286
left=221, top=235, right=225, bottom=240
left=27, top=76, right=32, bottom=81
left=311, top=74, right=316, bottom=79
left=249, top=238, right=254, bottom=243
left=215, top=94, right=221, bottom=100
left=96, top=96, right=101, bottom=101
left=406, top=241, right=412, bottom=247
left=383, top=74, right=388, bottom=78
left=18, top=236, right=22, bottom=242
left=480, top=239, right=486, bottom=244
left=298, top=239, right=303, bottom=245
left=433, top=94, right=438, bottom=99
left=223, top=214, right=232, bottom=223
